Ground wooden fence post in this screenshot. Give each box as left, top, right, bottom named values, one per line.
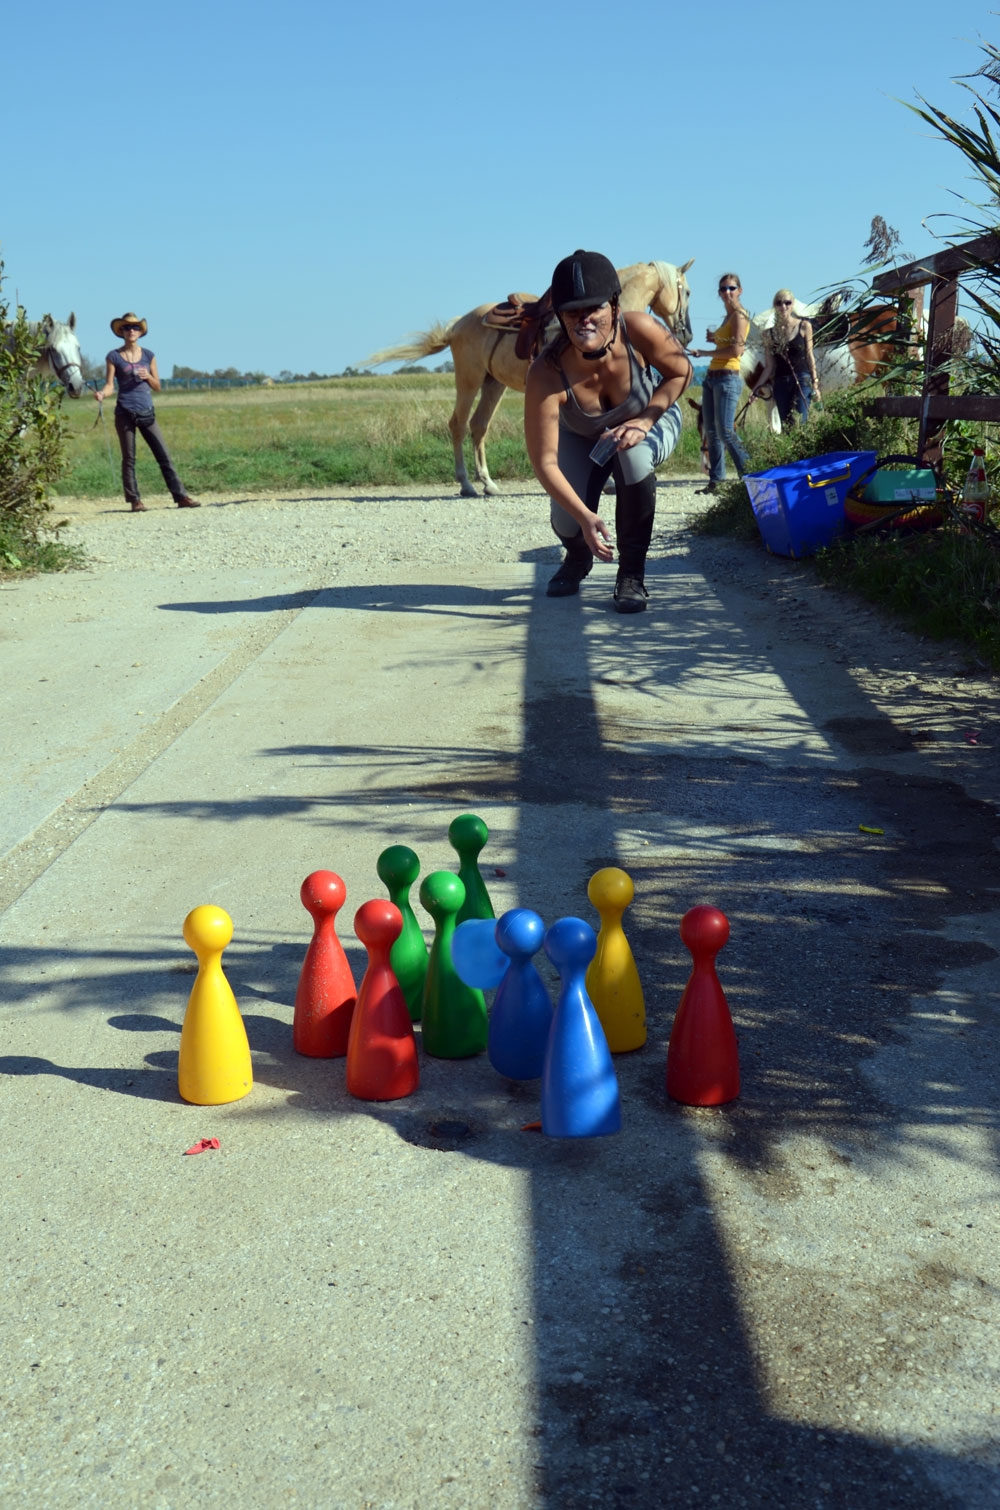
left=920, top=276, right=959, bottom=467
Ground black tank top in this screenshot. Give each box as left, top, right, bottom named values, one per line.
left=774, top=325, right=809, bottom=376
left=557, top=320, right=657, bottom=439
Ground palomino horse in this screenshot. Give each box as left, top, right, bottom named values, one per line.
left=3, top=314, right=86, bottom=398
left=365, top=260, right=695, bottom=496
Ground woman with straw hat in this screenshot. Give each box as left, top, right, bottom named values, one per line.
left=93, top=312, right=200, bottom=512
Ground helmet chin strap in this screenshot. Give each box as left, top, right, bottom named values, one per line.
left=562, top=301, right=620, bottom=361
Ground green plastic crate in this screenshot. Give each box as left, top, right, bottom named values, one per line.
left=862, top=467, right=937, bottom=503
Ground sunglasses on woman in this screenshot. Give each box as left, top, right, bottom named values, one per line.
left=122, top=323, right=142, bottom=331
left=719, top=285, right=739, bottom=293
left=775, top=300, right=793, bottom=307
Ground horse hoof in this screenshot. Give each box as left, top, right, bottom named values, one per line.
left=460, top=484, right=478, bottom=498
left=482, top=482, right=501, bottom=497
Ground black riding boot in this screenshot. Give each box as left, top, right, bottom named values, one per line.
left=613, top=475, right=656, bottom=613
left=546, top=529, right=594, bottom=598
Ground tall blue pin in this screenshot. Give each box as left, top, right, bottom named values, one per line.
left=453, top=909, right=554, bottom=1080
left=541, top=917, right=621, bottom=1138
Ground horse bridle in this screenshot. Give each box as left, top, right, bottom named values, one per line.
left=665, top=273, right=693, bottom=349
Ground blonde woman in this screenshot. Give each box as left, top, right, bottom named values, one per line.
left=690, top=273, right=750, bottom=494
left=754, top=290, right=821, bottom=425
left=94, top=312, right=199, bottom=512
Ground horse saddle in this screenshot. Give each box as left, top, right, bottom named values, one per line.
left=481, top=290, right=554, bottom=361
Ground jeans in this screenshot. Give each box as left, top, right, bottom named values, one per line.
left=701, top=370, right=748, bottom=482
left=114, top=406, right=185, bottom=503
left=773, top=370, right=812, bottom=426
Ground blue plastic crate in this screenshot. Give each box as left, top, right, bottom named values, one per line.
left=745, top=450, right=877, bottom=558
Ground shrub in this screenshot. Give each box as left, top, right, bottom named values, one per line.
left=0, top=260, right=76, bottom=573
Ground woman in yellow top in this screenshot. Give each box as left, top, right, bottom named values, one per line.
left=691, top=273, right=750, bottom=494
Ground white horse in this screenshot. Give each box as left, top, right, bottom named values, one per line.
left=4, top=314, right=86, bottom=398
left=35, top=315, right=86, bottom=396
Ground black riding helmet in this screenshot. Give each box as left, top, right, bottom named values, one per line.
left=550, top=250, right=621, bottom=311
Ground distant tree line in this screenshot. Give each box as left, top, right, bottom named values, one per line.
left=173, top=365, right=270, bottom=382
left=75, top=357, right=456, bottom=387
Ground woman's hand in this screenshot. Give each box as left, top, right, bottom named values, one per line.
left=607, top=419, right=652, bottom=452
left=582, top=512, right=615, bottom=562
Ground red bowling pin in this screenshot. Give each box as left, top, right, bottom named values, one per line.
left=347, top=900, right=420, bottom=1101
left=293, top=871, right=357, bottom=1057
left=666, top=906, right=739, bottom=1106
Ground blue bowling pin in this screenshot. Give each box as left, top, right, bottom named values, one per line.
left=542, top=917, right=621, bottom=1138
left=452, top=918, right=508, bottom=993
left=490, top=909, right=552, bottom=1080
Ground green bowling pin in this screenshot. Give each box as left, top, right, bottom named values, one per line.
left=448, top=813, right=495, bottom=926
left=376, top=844, right=428, bottom=1022
left=420, top=870, right=488, bottom=1058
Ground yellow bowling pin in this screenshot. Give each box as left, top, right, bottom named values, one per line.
left=178, top=905, right=253, bottom=1105
left=586, top=868, right=646, bottom=1052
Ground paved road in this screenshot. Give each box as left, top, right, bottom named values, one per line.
left=2, top=485, right=999, bottom=1507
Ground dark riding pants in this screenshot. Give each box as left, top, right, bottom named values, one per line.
left=114, top=407, right=185, bottom=504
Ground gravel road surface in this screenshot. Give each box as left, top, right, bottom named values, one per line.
left=2, top=480, right=999, bottom=1508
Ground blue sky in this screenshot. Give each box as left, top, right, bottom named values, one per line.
left=3, top=0, right=997, bottom=376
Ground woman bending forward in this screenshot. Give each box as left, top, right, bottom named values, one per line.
left=525, top=249, right=692, bottom=614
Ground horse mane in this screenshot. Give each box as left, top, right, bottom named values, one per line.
left=649, top=260, right=678, bottom=302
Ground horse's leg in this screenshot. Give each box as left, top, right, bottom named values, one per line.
left=448, top=369, right=481, bottom=498
left=470, top=376, right=507, bottom=496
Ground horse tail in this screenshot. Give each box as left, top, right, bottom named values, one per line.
left=362, top=320, right=456, bottom=367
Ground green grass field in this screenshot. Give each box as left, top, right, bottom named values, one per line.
left=55, top=373, right=706, bottom=497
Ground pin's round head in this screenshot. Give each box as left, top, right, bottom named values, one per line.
left=587, top=867, right=634, bottom=914
left=448, top=813, right=489, bottom=855
left=419, top=869, right=466, bottom=921
left=680, top=905, right=730, bottom=954
left=543, top=916, right=597, bottom=972
left=376, top=845, right=420, bottom=891
left=300, top=870, right=346, bottom=918
left=354, top=898, right=403, bottom=949
left=495, top=908, right=545, bottom=960
left=183, top=904, right=233, bottom=955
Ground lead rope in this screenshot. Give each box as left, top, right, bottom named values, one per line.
left=88, top=383, right=118, bottom=488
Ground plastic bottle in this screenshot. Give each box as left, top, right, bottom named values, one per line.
left=961, top=447, right=989, bottom=523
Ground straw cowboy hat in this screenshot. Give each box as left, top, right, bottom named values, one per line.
left=110, top=312, right=148, bottom=338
